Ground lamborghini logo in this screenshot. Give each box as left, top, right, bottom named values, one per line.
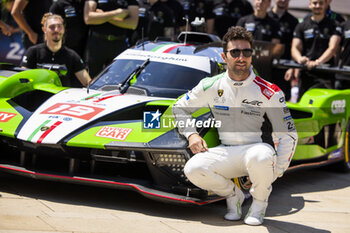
left=40, top=126, right=50, bottom=131
left=218, top=89, right=224, bottom=97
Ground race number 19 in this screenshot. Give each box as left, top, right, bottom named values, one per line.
left=41, top=103, right=104, bottom=120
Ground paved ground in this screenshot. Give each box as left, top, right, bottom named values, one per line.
left=0, top=168, right=349, bottom=233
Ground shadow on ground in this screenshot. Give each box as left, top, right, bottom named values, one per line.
left=1, top=168, right=348, bottom=232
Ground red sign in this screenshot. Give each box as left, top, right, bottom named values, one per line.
left=41, top=103, right=104, bottom=120
left=95, top=126, right=132, bottom=141
left=0, top=112, right=17, bottom=122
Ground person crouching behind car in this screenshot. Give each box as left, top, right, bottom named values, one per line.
left=172, top=26, right=298, bottom=226
left=21, top=13, right=91, bottom=87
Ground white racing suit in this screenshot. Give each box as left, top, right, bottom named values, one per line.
left=172, top=68, right=298, bottom=202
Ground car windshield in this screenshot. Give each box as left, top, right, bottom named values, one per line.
left=90, top=59, right=210, bottom=97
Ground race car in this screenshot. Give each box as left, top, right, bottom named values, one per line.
left=0, top=32, right=349, bottom=206
left=273, top=59, right=350, bottom=173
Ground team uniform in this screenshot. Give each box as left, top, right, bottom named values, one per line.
left=163, top=0, right=183, bottom=35
left=172, top=68, right=297, bottom=202
left=340, top=20, right=350, bottom=66
left=50, top=0, right=89, bottom=58
left=236, top=14, right=281, bottom=42
left=21, top=43, right=86, bottom=87
left=213, top=0, right=253, bottom=39
left=21, top=0, right=52, bottom=49
left=268, top=9, right=298, bottom=101
left=294, top=15, right=342, bottom=62
left=181, top=0, right=215, bottom=32
left=134, top=1, right=175, bottom=41
left=335, top=20, right=350, bottom=89
left=85, top=0, right=138, bottom=77
left=268, top=10, right=298, bottom=59
left=293, top=15, right=342, bottom=96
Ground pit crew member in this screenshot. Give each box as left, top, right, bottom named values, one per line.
left=291, top=0, right=342, bottom=99
left=21, top=13, right=91, bottom=87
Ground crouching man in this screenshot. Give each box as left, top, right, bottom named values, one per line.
left=172, top=26, right=297, bottom=225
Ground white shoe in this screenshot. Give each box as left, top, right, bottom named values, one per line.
left=244, top=199, right=268, bottom=226
left=224, top=184, right=245, bottom=221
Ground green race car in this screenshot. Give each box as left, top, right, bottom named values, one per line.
left=0, top=33, right=349, bottom=205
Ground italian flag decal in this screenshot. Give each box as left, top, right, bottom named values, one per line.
left=27, top=120, right=63, bottom=143
left=151, top=43, right=191, bottom=53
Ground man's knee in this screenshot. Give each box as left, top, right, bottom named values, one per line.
left=246, top=144, right=275, bottom=169
left=184, top=157, right=210, bottom=180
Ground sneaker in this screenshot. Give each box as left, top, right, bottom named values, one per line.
left=244, top=198, right=268, bottom=226
left=224, top=184, right=245, bottom=221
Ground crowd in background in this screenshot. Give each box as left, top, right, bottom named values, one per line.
left=0, top=0, right=349, bottom=101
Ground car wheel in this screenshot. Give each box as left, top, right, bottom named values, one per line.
left=340, top=124, right=350, bottom=171
left=334, top=120, right=350, bottom=172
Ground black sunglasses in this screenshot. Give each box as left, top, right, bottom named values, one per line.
left=226, top=48, right=253, bottom=58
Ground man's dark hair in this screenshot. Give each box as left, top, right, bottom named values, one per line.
left=222, top=26, right=254, bottom=52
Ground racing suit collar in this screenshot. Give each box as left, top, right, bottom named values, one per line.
left=225, top=67, right=255, bottom=87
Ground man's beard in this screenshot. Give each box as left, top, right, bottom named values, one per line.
left=277, top=4, right=287, bottom=11
left=232, top=66, right=249, bottom=77
left=313, top=9, right=323, bottom=15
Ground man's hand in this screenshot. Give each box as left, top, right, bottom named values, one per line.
left=28, top=31, right=38, bottom=44
left=297, top=56, right=309, bottom=65
left=306, top=60, right=321, bottom=70
left=0, top=22, right=12, bottom=36
left=113, top=8, right=129, bottom=20
left=284, top=68, right=295, bottom=81
left=188, top=133, right=208, bottom=154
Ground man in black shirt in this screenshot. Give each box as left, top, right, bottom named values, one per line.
left=84, top=0, right=139, bottom=77
left=161, top=0, right=183, bottom=36
left=181, top=0, right=215, bottom=34
left=291, top=0, right=341, bottom=98
left=340, top=20, right=350, bottom=67
left=11, top=0, right=52, bottom=49
left=334, top=19, right=350, bottom=89
left=21, top=13, right=91, bottom=87
left=236, top=0, right=280, bottom=43
left=268, top=0, right=298, bottom=59
left=50, top=0, right=89, bottom=59
left=268, top=0, right=298, bottom=101
left=213, top=0, right=253, bottom=39
left=136, top=0, right=176, bottom=41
